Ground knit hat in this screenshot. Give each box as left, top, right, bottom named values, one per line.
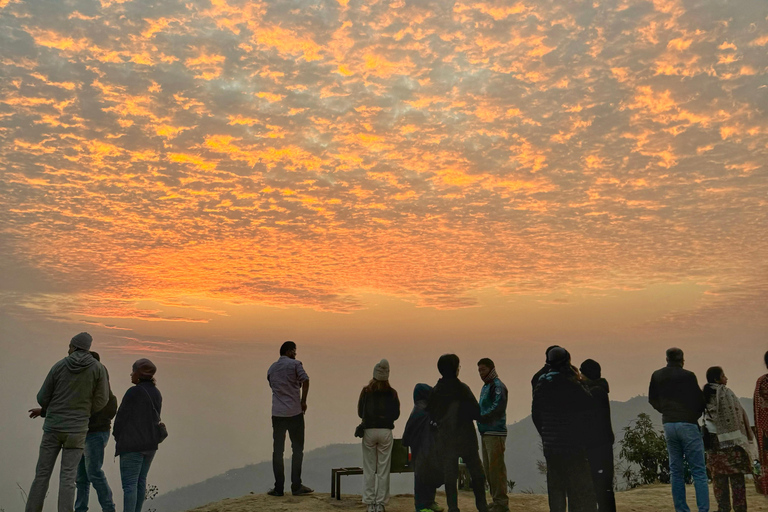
left=546, top=347, right=570, bottom=367
left=373, top=359, right=390, bottom=381
left=580, top=359, right=601, bottom=380
left=132, top=358, right=157, bottom=381
left=70, top=332, right=93, bottom=351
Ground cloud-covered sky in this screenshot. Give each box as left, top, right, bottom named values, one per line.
left=1, top=0, right=767, bottom=506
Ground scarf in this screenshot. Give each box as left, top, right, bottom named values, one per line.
left=482, top=368, right=498, bottom=384
left=707, top=383, right=755, bottom=457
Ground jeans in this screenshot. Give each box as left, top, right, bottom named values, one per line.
left=545, top=450, right=597, bottom=512
left=26, top=431, right=87, bottom=512
left=75, top=432, right=115, bottom=512
left=481, top=435, right=509, bottom=512
left=272, top=414, right=305, bottom=492
left=664, top=422, right=709, bottom=512
left=120, top=451, right=156, bottom=512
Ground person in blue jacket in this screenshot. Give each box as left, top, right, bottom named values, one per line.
left=477, top=358, right=509, bottom=512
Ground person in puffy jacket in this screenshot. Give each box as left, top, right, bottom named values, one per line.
left=476, top=358, right=508, bottom=512
left=402, top=384, right=443, bottom=512
left=113, top=359, right=162, bottom=512
left=532, top=347, right=596, bottom=512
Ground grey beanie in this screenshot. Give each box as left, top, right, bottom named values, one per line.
left=70, top=332, right=93, bottom=351
left=373, top=359, right=390, bottom=381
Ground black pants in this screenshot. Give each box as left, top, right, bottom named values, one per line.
left=414, top=450, right=442, bottom=510
left=272, top=414, right=304, bottom=492
left=586, top=445, right=616, bottom=512
left=441, top=446, right=488, bottom=512
left=545, top=450, right=597, bottom=512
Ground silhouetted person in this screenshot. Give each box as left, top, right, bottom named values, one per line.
left=579, top=359, right=616, bottom=512
left=427, top=354, right=488, bottom=512
left=531, top=345, right=560, bottom=393
left=26, top=332, right=109, bottom=512
left=649, top=348, right=708, bottom=512
left=113, top=359, right=163, bottom=512
left=532, top=347, right=596, bottom=512
left=476, top=358, right=509, bottom=512
left=754, top=351, right=768, bottom=494
left=402, top=384, right=443, bottom=512
left=267, top=341, right=313, bottom=496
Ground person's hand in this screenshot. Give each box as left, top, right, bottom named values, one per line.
left=28, top=408, right=42, bottom=419
left=301, top=401, right=308, bottom=413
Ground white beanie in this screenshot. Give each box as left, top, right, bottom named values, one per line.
left=373, top=359, right=390, bottom=381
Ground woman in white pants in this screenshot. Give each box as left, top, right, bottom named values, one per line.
left=357, top=359, right=400, bottom=512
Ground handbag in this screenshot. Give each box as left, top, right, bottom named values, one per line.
left=354, top=393, right=366, bottom=438
left=140, top=386, right=168, bottom=443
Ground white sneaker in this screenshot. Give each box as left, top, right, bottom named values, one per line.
left=375, top=505, right=386, bottom=512
left=366, top=505, right=375, bottom=512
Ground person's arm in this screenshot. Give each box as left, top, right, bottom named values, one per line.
left=357, top=388, right=366, bottom=419
left=532, top=390, right=543, bottom=434
left=391, top=389, right=400, bottom=422
left=690, top=373, right=705, bottom=414
left=28, top=407, right=43, bottom=418
left=112, top=387, right=134, bottom=440
left=648, top=373, right=661, bottom=412
left=36, top=366, right=56, bottom=410
left=295, top=362, right=309, bottom=412
left=91, top=365, right=110, bottom=413
left=481, top=382, right=507, bottom=422
left=103, top=391, right=118, bottom=420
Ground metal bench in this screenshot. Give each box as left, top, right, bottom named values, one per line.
left=331, top=438, right=413, bottom=499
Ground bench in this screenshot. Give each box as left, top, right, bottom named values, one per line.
left=331, top=438, right=413, bottom=499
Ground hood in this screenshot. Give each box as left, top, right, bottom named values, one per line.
left=585, top=377, right=610, bottom=394
left=413, top=383, right=432, bottom=404
left=64, top=350, right=97, bottom=373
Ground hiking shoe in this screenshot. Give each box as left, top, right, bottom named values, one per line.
left=428, top=504, right=444, bottom=512
left=291, top=485, right=314, bottom=496
left=266, top=488, right=283, bottom=496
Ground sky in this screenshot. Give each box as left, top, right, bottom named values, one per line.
left=1, top=0, right=767, bottom=508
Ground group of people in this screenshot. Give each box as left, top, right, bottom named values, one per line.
left=25, top=332, right=164, bottom=512
left=269, top=342, right=768, bottom=512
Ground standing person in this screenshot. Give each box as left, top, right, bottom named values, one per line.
left=531, top=345, right=560, bottom=393
left=532, top=347, right=596, bottom=512
left=25, top=333, right=110, bottom=512
left=113, top=359, right=163, bottom=512
left=428, top=354, right=488, bottom=512
left=648, top=348, right=708, bottom=512
left=266, top=341, right=313, bottom=496
left=703, top=367, right=754, bottom=512
left=476, top=358, right=509, bottom=512
left=402, top=384, right=443, bottom=512
left=579, top=359, right=616, bottom=512
left=754, top=351, right=768, bottom=495
left=358, top=359, right=400, bottom=512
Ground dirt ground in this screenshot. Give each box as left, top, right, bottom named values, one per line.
left=189, top=484, right=768, bottom=512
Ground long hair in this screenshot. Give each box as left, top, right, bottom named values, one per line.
left=364, top=379, right=392, bottom=393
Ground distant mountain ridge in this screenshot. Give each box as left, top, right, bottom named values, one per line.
left=153, top=396, right=755, bottom=512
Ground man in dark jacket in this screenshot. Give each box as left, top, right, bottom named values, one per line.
left=427, top=354, right=488, bottom=512
left=402, top=384, right=443, bottom=512
left=477, top=358, right=509, bottom=512
left=649, top=348, right=708, bottom=512
left=580, top=359, right=616, bottom=512
left=26, top=332, right=110, bottom=512
left=530, top=345, right=560, bottom=393
left=532, top=347, right=596, bottom=512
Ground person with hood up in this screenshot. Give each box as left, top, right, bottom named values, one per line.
left=427, top=354, right=488, bottom=512
left=579, top=359, right=616, bottom=512
left=113, top=359, right=163, bottom=512
left=402, top=384, right=443, bottom=512
left=358, top=359, right=400, bottom=512
left=531, top=346, right=560, bottom=393
left=25, top=332, right=110, bottom=512
left=532, top=347, right=596, bottom=512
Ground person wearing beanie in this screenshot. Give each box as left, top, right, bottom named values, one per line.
left=531, top=345, right=561, bottom=393
left=358, top=359, right=400, bottom=512
left=532, top=348, right=597, bottom=512
left=266, top=341, right=313, bottom=496
left=113, top=358, right=164, bottom=512
left=25, top=333, right=109, bottom=512
left=579, top=359, right=616, bottom=512
left=476, top=358, right=509, bottom=512
left=428, top=354, right=489, bottom=512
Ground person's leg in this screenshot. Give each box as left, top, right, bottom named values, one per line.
left=134, top=451, right=155, bottom=512
left=564, top=452, right=597, bottom=512
left=287, top=414, right=305, bottom=491
left=375, top=429, right=393, bottom=506
left=664, top=423, right=691, bottom=512
left=441, top=447, right=460, bottom=512
left=679, top=424, right=709, bottom=512
left=27, top=432, right=64, bottom=512
left=730, top=473, right=746, bottom=512
left=362, top=430, right=377, bottom=506
left=75, top=454, right=90, bottom=512
left=120, top=452, right=143, bottom=512
left=483, top=436, right=508, bottom=512
left=545, top=453, right=567, bottom=512
left=711, top=473, right=729, bottom=512
left=58, top=432, right=86, bottom=512
left=271, top=417, right=289, bottom=493
left=462, top=448, right=488, bottom=512
left=84, top=432, right=115, bottom=512
left=587, top=445, right=616, bottom=512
